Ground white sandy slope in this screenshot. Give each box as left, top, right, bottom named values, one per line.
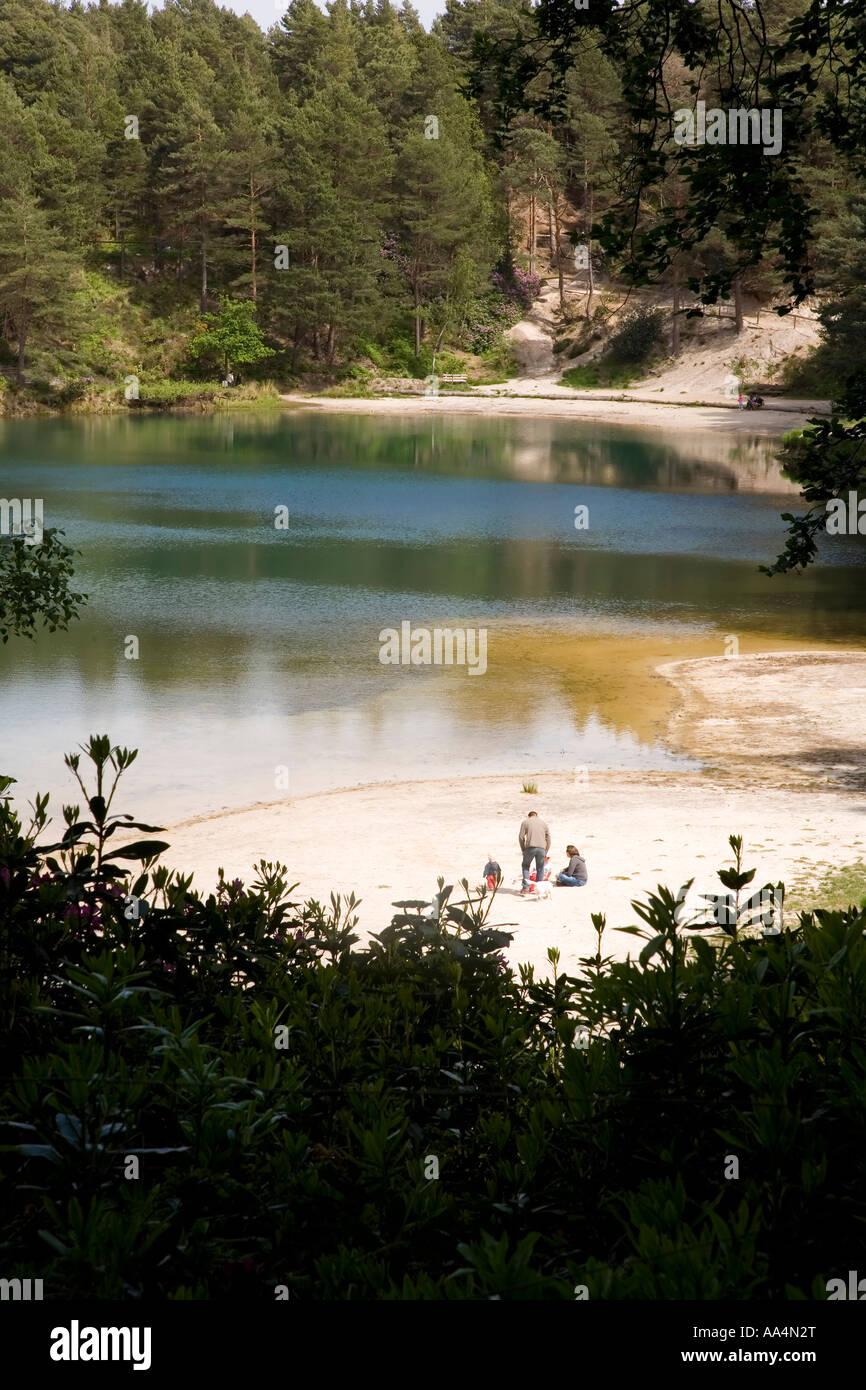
left=164, top=653, right=866, bottom=981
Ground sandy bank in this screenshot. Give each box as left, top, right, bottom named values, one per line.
left=164, top=651, right=866, bottom=979
left=660, top=650, right=866, bottom=789
left=281, top=392, right=824, bottom=436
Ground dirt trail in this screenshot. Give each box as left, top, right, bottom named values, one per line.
left=504, top=281, right=559, bottom=379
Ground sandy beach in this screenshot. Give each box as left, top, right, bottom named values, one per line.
left=165, top=652, right=866, bottom=979
left=285, top=392, right=825, bottom=435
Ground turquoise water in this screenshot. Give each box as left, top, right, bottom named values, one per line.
left=1, top=410, right=863, bottom=821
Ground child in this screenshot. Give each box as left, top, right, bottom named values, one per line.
left=482, top=855, right=501, bottom=892
left=527, top=854, right=552, bottom=891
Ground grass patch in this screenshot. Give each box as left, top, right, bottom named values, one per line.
left=559, top=363, right=638, bottom=390
left=132, top=379, right=280, bottom=408
left=316, top=380, right=376, bottom=398
left=521, top=780, right=538, bottom=794
left=785, top=860, right=866, bottom=915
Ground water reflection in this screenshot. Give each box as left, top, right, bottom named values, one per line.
left=0, top=411, right=863, bottom=821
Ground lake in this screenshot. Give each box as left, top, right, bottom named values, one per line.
left=2, top=409, right=864, bottom=823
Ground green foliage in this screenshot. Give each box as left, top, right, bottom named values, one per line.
left=762, top=371, right=866, bottom=575
left=133, top=380, right=279, bottom=407
left=559, top=363, right=637, bottom=390
left=607, top=306, right=665, bottom=365
left=785, top=860, right=866, bottom=917
left=187, top=298, right=270, bottom=378
left=476, top=0, right=866, bottom=314
left=477, top=337, right=518, bottom=380
left=0, top=188, right=88, bottom=381
left=2, top=742, right=866, bottom=1298
left=0, top=528, right=87, bottom=643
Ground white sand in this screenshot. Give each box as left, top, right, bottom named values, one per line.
left=284, top=393, right=822, bottom=434
left=164, top=653, right=866, bottom=979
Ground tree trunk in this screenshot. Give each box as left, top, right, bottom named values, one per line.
left=250, top=174, right=257, bottom=302
left=200, top=236, right=208, bottom=313
left=554, top=200, right=564, bottom=312
left=326, top=322, right=336, bottom=363
left=414, top=287, right=422, bottom=356
left=16, top=327, right=26, bottom=384
left=120, top=229, right=126, bottom=280
left=584, top=173, right=595, bottom=319
left=528, top=194, right=536, bottom=275
left=672, top=264, right=681, bottom=356
left=733, top=275, right=744, bottom=334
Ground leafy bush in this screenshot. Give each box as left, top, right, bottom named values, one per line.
left=129, top=380, right=279, bottom=407
left=559, top=363, right=637, bottom=390
left=2, top=741, right=865, bottom=1300
left=607, top=305, right=665, bottom=364
left=436, top=351, right=465, bottom=374
left=477, top=337, right=518, bottom=379
left=491, top=267, right=542, bottom=313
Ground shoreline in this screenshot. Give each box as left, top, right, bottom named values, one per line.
left=0, top=390, right=826, bottom=431
left=164, top=651, right=866, bottom=977
left=283, top=392, right=825, bottom=435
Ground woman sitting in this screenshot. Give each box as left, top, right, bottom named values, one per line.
left=556, top=846, right=587, bottom=886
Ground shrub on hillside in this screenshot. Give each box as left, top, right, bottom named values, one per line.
left=607, top=305, right=665, bottom=364
left=491, top=266, right=542, bottom=313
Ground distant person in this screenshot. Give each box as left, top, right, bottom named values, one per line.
left=519, top=809, right=550, bottom=896
left=737, top=392, right=745, bottom=409
left=483, top=856, right=501, bottom=892
left=556, top=845, right=587, bottom=887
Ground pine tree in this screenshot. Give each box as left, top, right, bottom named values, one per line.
left=266, top=78, right=394, bottom=363
left=396, top=102, right=496, bottom=355
left=154, top=87, right=230, bottom=311
left=221, top=85, right=280, bottom=303
left=0, top=189, right=86, bottom=381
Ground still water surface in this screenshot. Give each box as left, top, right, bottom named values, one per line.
left=1, top=410, right=864, bottom=821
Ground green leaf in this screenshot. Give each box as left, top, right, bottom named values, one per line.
left=639, top=933, right=667, bottom=964
left=103, top=839, right=170, bottom=861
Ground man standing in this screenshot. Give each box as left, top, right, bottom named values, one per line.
left=519, top=809, right=551, bottom=895
left=556, top=845, right=587, bottom=886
